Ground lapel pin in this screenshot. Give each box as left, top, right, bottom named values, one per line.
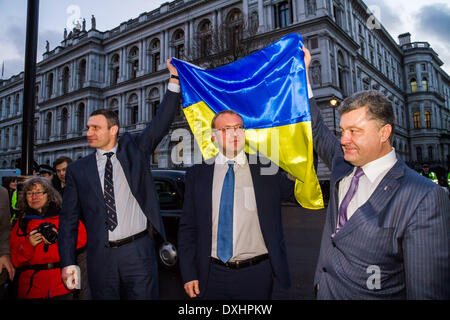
left=384, top=186, right=388, bottom=191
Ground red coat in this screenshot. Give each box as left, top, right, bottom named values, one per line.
left=10, top=205, right=87, bottom=299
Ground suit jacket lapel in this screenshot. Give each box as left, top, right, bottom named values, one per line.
left=331, top=158, right=354, bottom=232
left=333, top=160, right=405, bottom=240
left=86, top=151, right=105, bottom=204
left=202, top=160, right=215, bottom=241
left=247, top=154, right=265, bottom=223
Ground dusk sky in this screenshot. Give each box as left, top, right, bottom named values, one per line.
left=1, top=0, right=449, bottom=78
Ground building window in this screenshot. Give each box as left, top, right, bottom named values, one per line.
left=410, top=78, right=417, bottom=93
left=62, top=66, right=70, bottom=94
left=78, top=59, right=86, bottom=89
left=274, top=1, right=291, bottom=29
left=198, top=20, right=212, bottom=58
left=427, top=146, right=433, bottom=161
left=128, top=46, right=139, bottom=79
left=148, top=88, right=160, bottom=118
left=413, top=112, right=420, bottom=129
left=424, top=111, right=431, bottom=128
left=47, top=73, right=54, bottom=98
left=77, top=103, right=85, bottom=132
left=226, top=9, right=243, bottom=51
left=416, top=146, right=422, bottom=162
left=149, top=38, right=161, bottom=73
left=61, top=107, right=68, bottom=136
left=109, top=98, right=119, bottom=119
left=46, top=112, right=52, bottom=138
left=110, top=54, right=120, bottom=85
left=172, top=29, right=185, bottom=59
left=408, top=64, right=415, bottom=73
left=421, top=63, right=426, bottom=71
left=310, top=37, right=318, bottom=50
left=128, top=94, right=139, bottom=125
left=422, top=77, right=428, bottom=91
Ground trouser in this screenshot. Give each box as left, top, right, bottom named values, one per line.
left=202, top=258, right=273, bottom=300
left=89, top=235, right=158, bottom=300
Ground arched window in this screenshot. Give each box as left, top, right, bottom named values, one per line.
left=77, top=103, right=85, bottom=132
left=110, top=53, right=120, bottom=85
left=226, top=9, right=243, bottom=50
left=172, top=29, right=185, bottom=59
left=62, top=66, right=70, bottom=94
left=14, top=93, right=20, bottom=115
left=421, top=77, right=428, bottom=91
left=46, top=112, right=52, bottom=139
left=5, top=128, right=9, bottom=149
left=149, top=88, right=160, bottom=118
left=149, top=38, right=161, bottom=73
left=413, top=111, right=420, bottom=129
left=109, top=98, right=119, bottom=118
left=427, top=146, right=433, bottom=161
left=13, top=126, right=18, bottom=146
left=416, top=146, right=422, bottom=162
left=78, top=59, right=87, bottom=89
left=47, top=73, right=54, bottom=98
left=61, top=107, right=68, bottom=136
left=337, top=51, right=347, bottom=95
left=128, top=93, right=139, bottom=125
left=129, top=46, right=139, bottom=79
left=424, top=111, right=431, bottom=128
left=275, top=1, right=291, bottom=28
left=6, top=97, right=10, bottom=117
left=410, top=78, right=417, bottom=93
left=198, top=20, right=212, bottom=58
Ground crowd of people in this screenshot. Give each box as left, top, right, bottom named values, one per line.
left=0, top=47, right=449, bottom=300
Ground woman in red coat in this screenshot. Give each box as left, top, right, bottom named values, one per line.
left=10, top=177, right=87, bottom=299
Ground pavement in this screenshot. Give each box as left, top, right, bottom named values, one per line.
left=159, top=204, right=327, bottom=300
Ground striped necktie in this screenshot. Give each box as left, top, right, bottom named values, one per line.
left=104, top=152, right=117, bottom=231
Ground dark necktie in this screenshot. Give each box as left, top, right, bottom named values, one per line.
left=217, top=161, right=235, bottom=263
left=337, top=167, right=364, bottom=230
left=104, top=152, right=117, bottom=231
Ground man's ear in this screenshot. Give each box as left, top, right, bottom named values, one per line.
left=110, top=125, right=119, bottom=137
left=380, top=124, right=392, bottom=143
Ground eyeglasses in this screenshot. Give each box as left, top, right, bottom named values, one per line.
left=214, top=125, right=245, bottom=135
left=26, top=191, right=47, bottom=198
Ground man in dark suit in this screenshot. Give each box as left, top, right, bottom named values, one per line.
left=58, top=59, right=181, bottom=300
left=178, top=109, right=296, bottom=300
left=302, top=47, right=450, bottom=299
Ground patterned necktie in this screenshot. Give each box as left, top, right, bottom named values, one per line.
left=337, top=167, right=364, bottom=230
left=104, top=152, right=117, bottom=231
left=217, top=161, right=235, bottom=263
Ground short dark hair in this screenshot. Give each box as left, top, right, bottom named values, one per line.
left=339, top=90, right=395, bottom=143
left=53, top=156, right=72, bottom=169
left=90, top=109, right=120, bottom=129
left=211, top=110, right=244, bottom=129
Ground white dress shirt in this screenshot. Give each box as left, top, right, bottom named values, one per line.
left=211, top=151, right=268, bottom=261
left=337, top=148, right=398, bottom=225
left=96, top=145, right=147, bottom=241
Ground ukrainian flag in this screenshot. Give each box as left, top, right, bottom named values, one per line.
left=172, top=33, right=323, bottom=209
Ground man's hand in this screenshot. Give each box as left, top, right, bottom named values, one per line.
left=184, top=280, right=200, bottom=298
left=61, top=265, right=80, bottom=290
left=0, top=254, right=15, bottom=281
left=303, top=46, right=311, bottom=70
left=167, top=58, right=179, bottom=84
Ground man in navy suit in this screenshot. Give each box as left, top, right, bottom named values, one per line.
left=178, top=109, right=296, bottom=300
left=58, top=59, right=181, bottom=300
left=302, top=47, right=450, bottom=299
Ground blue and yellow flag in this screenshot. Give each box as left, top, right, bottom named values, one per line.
left=172, top=33, right=323, bottom=209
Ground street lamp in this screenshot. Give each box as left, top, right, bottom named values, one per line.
left=329, top=96, right=341, bottom=136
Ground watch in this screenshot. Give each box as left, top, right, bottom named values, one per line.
left=170, top=74, right=179, bottom=80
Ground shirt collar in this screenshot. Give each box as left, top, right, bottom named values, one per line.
left=215, top=150, right=247, bottom=168
left=360, top=148, right=397, bottom=183
left=96, top=144, right=118, bottom=159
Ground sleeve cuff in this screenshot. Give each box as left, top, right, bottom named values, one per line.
left=308, top=84, right=313, bottom=98
left=168, top=82, right=181, bottom=93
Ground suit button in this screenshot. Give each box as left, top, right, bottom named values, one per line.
left=322, top=267, right=327, bottom=272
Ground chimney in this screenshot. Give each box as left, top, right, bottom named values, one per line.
left=398, top=33, right=411, bottom=46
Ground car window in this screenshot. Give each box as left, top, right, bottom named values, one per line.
left=154, top=179, right=183, bottom=210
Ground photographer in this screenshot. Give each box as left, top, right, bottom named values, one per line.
left=9, top=177, right=87, bottom=299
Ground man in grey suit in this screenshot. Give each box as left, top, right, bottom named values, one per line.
left=302, top=47, right=450, bottom=299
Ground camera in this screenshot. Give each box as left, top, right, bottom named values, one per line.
left=33, top=222, right=58, bottom=244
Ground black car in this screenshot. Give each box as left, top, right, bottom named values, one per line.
left=152, top=169, right=185, bottom=271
